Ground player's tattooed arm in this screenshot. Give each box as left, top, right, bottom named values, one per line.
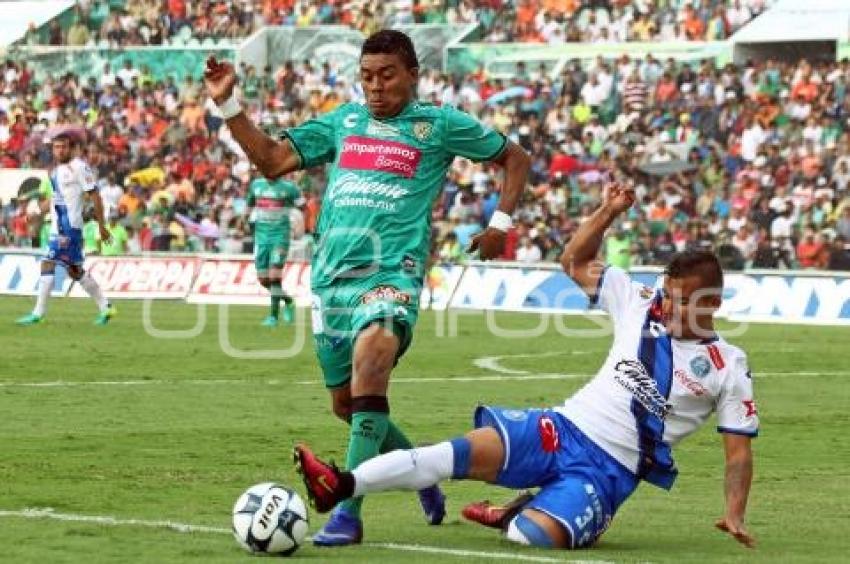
left=560, top=182, right=635, bottom=297
left=204, top=57, right=300, bottom=179
left=716, top=434, right=756, bottom=548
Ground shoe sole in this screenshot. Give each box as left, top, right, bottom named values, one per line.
left=462, top=492, right=535, bottom=529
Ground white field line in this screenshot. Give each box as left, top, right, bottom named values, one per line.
left=473, top=351, right=593, bottom=375
left=0, top=508, right=610, bottom=564
left=0, top=371, right=845, bottom=389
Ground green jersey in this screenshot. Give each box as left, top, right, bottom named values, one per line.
left=101, top=223, right=128, bottom=256
left=283, top=101, right=507, bottom=288
left=83, top=220, right=100, bottom=254
left=246, top=177, right=302, bottom=242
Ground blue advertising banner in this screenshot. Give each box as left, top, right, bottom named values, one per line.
left=0, top=250, right=72, bottom=296
left=451, top=264, right=850, bottom=326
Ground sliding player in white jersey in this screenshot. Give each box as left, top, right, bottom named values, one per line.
left=16, top=133, right=116, bottom=326
left=294, top=182, right=759, bottom=550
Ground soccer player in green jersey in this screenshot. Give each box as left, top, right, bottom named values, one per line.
left=245, top=174, right=303, bottom=326
left=205, top=30, right=530, bottom=545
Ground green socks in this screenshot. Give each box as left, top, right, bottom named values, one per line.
left=340, top=395, right=396, bottom=517
left=381, top=420, right=414, bottom=453
left=269, top=283, right=282, bottom=318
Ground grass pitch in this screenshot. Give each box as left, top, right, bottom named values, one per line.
left=0, top=296, right=848, bottom=563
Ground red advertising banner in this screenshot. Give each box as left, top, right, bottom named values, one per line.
left=188, top=258, right=311, bottom=306
left=69, top=256, right=200, bottom=299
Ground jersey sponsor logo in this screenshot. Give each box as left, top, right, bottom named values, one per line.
left=328, top=172, right=409, bottom=200
left=674, top=368, right=708, bottom=396
left=537, top=415, right=560, bottom=453
left=339, top=135, right=422, bottom=178
left=365, top=119, right=400, bottom=137
left=742, top=399, right=758, bottom=417
left=413, top=121, right=433, bottom=141
left=614, top=359, right=672, bottom=419
left=689, top=355, right=711, bottom=378
left=361, top=285, right=411, bottom=305
left=256, top=198, right=286, bottom=209
left=343, top=113, right=358, bottom=128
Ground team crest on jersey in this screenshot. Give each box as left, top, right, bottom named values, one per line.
left=413, top=121, right=433, bottom=141
left=639, top=286, right=654, bottom=299
left=690, top=355, right=711, bottom=378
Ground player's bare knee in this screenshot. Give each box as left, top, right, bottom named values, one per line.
left=352, top=324, right=399, bottom=393
left=68, top=266, right=84, bottom=280
left=465, top=427, right=505, bottom=482
left=505, top=509, right=570, bottom=549
left=258, top=277, right=272, bottom=288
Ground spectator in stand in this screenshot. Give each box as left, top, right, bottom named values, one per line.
left=516, top=235, right=542, bottom=263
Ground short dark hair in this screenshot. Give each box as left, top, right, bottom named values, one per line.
left=664, top=250, right=724, bottom=293
left=361, top=29, right=418, bottom=70
left=51, top=132, right=78, bottom=146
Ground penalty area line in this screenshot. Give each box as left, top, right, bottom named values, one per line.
left=0, top=508, right=611, bottom=564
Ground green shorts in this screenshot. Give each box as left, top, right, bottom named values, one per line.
left=311, top=272, right=421, bottom=389
left=254, top=241, right=289, bottom=277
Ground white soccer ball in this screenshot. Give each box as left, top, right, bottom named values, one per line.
left=232, top=482, right=309, bottom=556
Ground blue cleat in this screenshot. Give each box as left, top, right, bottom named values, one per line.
left=418, top=485, right=446, bottom=525
left=312, top=506, right=363, bottom=547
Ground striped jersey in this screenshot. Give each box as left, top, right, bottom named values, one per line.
left=557, top=266, right=759, bottom=489
left=49, top=157, right=97, bottom=235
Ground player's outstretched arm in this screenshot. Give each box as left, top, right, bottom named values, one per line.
left=560, top=182, right=634, bottom=297
left=715, top=434, right=756, bottom=548
left=204, top=57, right=300, bottom=179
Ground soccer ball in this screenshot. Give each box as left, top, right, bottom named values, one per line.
left=232, top=482, right=309, bottom=556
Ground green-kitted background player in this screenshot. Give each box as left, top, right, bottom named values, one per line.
left=245, top=174, right=303, bottom=326
left=204, top=29, right=530, bottom=545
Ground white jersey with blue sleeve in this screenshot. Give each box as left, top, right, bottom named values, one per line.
left=50, top=157, right=97, bottom=235
left=556, top=266, right=759, bottom=490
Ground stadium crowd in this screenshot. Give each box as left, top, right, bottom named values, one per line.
left=23, top=0, right=485, bottom=46
left=23, top=1, right=776, bottom=47
left=3, top=17, right=850, bottom=270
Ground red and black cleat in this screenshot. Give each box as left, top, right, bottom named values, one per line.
left=461, top=492, right=535, bottom=530
left=293, top=444, right=344, bottom=513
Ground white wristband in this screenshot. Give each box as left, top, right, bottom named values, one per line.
left=217, top=94, right=242, bottom=120
left=488, top=210, right=513, bottom=232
